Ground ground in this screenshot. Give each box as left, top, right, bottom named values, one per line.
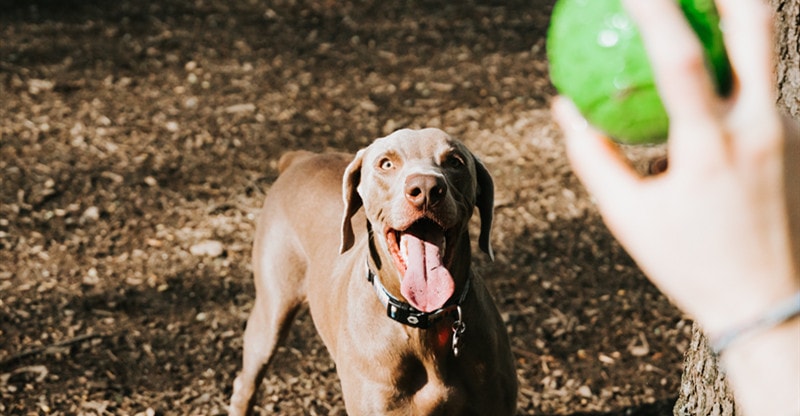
left=0, top=0, right=688, bottom=414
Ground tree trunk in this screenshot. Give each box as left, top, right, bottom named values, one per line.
left=773, top=0, right=800, bottom=117
left=673, top=324, right=738, bottom=415
left=674, top=1, right=799, bottom=415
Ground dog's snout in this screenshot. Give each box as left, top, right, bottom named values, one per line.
left=405, top=174, right=446, bottom=209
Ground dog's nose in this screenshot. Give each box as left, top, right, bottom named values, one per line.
left=405, top=174, right=446, bottom=209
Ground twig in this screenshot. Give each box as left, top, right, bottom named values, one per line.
left=512, top=346, right=539, bottom=360
left=0, top=332, right=111, bottom=369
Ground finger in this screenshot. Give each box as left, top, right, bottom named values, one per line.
left=715, top=0, right=782, bottom=152
left=623, top=0, right=726, bottom=171
left=716, top=0, right=776, bottom=107
left=623, top=0, right=720, bottom=124
left=553, top=97, right=641, bottom=212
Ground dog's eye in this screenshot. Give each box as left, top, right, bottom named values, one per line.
left=444, top=153, right=466, bottom=169
left=379, top=158, right=394, bottom=170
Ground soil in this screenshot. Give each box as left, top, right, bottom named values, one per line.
left=0, top=0, right=687, bottom=415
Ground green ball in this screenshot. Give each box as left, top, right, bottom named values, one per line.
left=547, top=0, right=732, bottom=145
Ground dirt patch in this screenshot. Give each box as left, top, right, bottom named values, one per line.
left=0, top=0, right=685, bottom=414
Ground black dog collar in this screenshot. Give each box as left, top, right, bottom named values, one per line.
left=366, top=264, right=470, bottom=329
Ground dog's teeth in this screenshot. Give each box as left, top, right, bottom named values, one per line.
left=400, top=234, right=408, bottom=262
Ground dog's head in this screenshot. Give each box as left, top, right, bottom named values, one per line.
left=339, top=128, right=494, bottom=312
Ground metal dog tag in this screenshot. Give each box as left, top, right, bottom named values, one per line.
left=452, top=306, right=466, bottom=357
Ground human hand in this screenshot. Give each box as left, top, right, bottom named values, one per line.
left=552, top=0, right=799, bottom=335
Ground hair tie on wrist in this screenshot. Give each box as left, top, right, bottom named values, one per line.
left=711, top=291, right=800, bottom=356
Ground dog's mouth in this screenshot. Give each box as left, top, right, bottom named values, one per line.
left=386, top=218, right=455, bottom=313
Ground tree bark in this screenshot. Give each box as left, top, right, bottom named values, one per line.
left=674, top=2, right=799, bottom=415
left=773, top=0, right=800, bottom=117
left=673, top=324, right=738, bottom=415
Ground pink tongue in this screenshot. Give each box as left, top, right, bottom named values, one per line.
left=400, top=234, right=454, bottom=312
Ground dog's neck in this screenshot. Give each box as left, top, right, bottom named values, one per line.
left=365, top=264, right=470, bottom=329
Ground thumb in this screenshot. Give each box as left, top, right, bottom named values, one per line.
left=552, top=97, right=641, bottom=214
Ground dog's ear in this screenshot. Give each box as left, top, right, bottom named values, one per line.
left=473, top=155, right=495, bottom=261
left=340, top=149, right=365, bottom=254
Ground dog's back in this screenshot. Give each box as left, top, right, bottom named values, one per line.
left=253, top=151, right=353, bottom=292
left=277, top=150, right=316, bottom=174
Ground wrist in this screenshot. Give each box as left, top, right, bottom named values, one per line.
left=698, top=275, right=800, bottom=338
left=709, top=291, right=800, bottom=355
left=717, top=314, right=800, bottom=416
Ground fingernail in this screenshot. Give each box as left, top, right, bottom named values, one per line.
left=571, top=113, right=589, bottom=132
left=553, top=96, right=588, bottom=132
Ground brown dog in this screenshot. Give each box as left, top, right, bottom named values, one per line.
left=229, top=128, right=517, bottom=415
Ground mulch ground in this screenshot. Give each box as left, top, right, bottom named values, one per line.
left=1, top=0, right=685, bottom=414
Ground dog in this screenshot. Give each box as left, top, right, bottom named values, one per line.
left=229, top=128, right=517, bottom=415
